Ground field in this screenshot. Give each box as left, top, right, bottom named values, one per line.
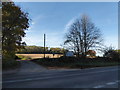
left=16, top=54, right=63, bottom=59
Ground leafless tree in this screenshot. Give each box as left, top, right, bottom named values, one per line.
left=64, top=14, right=103, bottom=58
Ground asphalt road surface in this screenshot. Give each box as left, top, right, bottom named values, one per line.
left=2, top=66, right=120, bottom=88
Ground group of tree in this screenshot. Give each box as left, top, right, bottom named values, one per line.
left=103, top=46, right=120, bottom=60
left=17, top=46, right=68, bottom=54
left=17, top=45, right=97, bottom=58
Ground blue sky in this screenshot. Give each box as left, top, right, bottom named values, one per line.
left=15, top=2, right=118, bottom=50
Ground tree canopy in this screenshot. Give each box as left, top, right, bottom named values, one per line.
left=17, top=46, right=68, bottom=54
left=2, top=2, right=30, bottom=61
left=64, top=15, right=103, bottom=58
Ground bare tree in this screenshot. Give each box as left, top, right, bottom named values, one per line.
left=64, top=14, right=103, bottom=58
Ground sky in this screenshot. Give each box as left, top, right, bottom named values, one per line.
left=14, top=2, right=118, bottom=51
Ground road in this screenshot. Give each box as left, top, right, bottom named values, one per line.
left=2, top=66, right=120, bottom=88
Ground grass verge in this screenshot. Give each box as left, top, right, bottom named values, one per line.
left=17, top=55, right=32, bottom=60
left=2, top=60, right=21, bottom=70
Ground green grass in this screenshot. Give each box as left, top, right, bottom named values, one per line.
left=17, top=55, right=31, bottom=60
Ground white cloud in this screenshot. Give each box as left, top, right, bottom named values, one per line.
left=64, top=18, right=75, bottom=33
left=22, top=31, right=64, bottom=48
left=64, top=14, right=82, bottom=33
left=31, top=22, right=35, bottom=25
left=22, top=36, right=42, bottom=46
left=25, top=15, right=44, bottom=33
left=33, top=15, right=45, bottom=23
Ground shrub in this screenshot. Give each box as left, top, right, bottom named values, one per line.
left=103, top=46, right=120, bottom=61
left=2, top=59, right=20, bottom=70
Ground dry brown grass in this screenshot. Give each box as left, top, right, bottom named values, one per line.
left=16, top=54, right=63, bottom=59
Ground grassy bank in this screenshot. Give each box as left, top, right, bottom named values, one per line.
left=32, top=57, right=120, bottom=69
left=2, top=56, right=21, bottom=70
left=3, top=60, right=21, bottom=70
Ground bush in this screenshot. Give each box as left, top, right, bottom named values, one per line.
left=2, top=59, right=20, bottom=70
left=2, top=55, right=21, bottom=70
left=103, top=47, right=120, bottom=61
left=32, top=55, right=120, bottom=69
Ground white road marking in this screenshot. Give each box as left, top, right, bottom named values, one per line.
left=93, top=85, right=105, bottom=88
left=3, top=69, right=119, bottom=83
left=115, top=80, right=119, bottom=83
left=106, top=82, right=116, bottom=85
left=93, top=80, right=119, bottom=88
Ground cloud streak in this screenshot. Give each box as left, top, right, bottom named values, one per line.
left=23, top=31, right=64, bottom=48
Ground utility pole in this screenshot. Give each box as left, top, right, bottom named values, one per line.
left=44, top=34, right=46, bottom=59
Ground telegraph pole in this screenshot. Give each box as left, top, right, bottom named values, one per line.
left=44, top=34, right=46, bottom=59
